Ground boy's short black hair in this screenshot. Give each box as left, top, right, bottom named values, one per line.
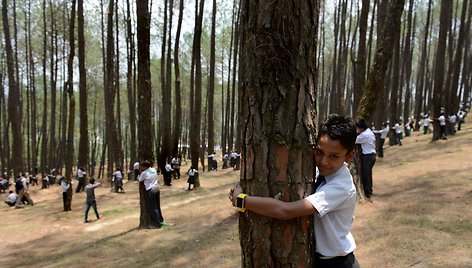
left=355, top=119, right=368, bottom=130
left=89, top=178, right=95, bottom=184
left=317, top=114, right=357, bottom=152
left=141, top=160, right=151, bottom=168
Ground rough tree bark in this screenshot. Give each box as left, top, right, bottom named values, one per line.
left=238, top=1, right=319, bottom=266
left=136, top=0, right=153, bottom=228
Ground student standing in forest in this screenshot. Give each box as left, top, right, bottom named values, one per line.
left=438, top=112, right=447, bottom=140
left=133, top=160, right=140, bottom=181
left=113, top=168, right=125, bottom=193
left=187, top=166, right=198, bottom=191
left=76, top=167, right=86, bottom=193
left=61, top=178, right=72, bottom=211
left=355, top=119, right=376, bottom=201
left=393, top=120, right=403, bottom=146
left=171, top=155, right=181, bottom=180
left=229, top=114, right=360, bottom=268
left=373, top=122, right=389, bottom=158
left=84, top=178, right=100, bottom=223
left=139, top=161, right=165, bottom=229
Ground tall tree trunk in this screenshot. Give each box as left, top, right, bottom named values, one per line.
left=105, top=0, right=119, bottom=177
left=2, top=0, right=23, bottom=175
left=353, top=0, right=370, bottom=117
left=78, top=0, right=89, bottom=171
left=207, top=0, right=216, bottom=167
left=115, top=0, right=123, bottom=170
left=357, top=0, right=405, bottom=122
left=172, top=0, right=184, bottom=156
left=136, top=0, right=154, bottom=228
left=164, top=0, right=174, bottom=162
left=65, top=0, right=77, bottom=180
left=158, top=0, right=169, bottom=170
left=414, top=0, right=433, bottom=130
left=190, top=0, right=205, bottom=177
left=126, top=0, right=137, bottom=164
left=238, top=1, right=319, bottom=266
left=402, top=0, right=415, bottom=122
left=432, top=0, right=452, bottom=141
left=449, top=0, right=471, bottom=110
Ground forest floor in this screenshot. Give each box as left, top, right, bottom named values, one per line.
left=0, top=124, right=471, bottom=268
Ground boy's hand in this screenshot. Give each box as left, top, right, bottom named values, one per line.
left=229, top=183, right=243, bottom=207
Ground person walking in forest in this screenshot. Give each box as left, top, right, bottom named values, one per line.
left=457, top=109, right=466, bottom=131
left=61, top=177, right=72, bottom=211
left=113, top=168, right=125, bottom=193
left=187, top=166, right=198, bottom=191
left=171, top=155, right=181, bottom=180
left=373, top=122, right=389, bottom=158
left=76, top=167, right=86, bottom=193
left=355, top=119, right=376, bottom=201
left=229, top=114, right=360, bottom=268
left=84, top=178, right=100, bottom=223
left=139, top=161, right=165, bottom=229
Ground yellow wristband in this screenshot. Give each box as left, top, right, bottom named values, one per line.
left=236, top=193, right=247, bottom=212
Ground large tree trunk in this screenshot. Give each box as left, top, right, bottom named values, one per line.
left=432, top=0, right=452, bottom=141
left=190, top=0, right=204, bottom=184
left=238, top=1, right=319, bottom=266
left=353, top=0, right=370, bottom=117
left=136, top=0, right=153, bottom=229
left=356, top=0, right=405, bottom=122
left=2, top=0, right=23, bottom=175
left=78, top=0, right=89, bottom=172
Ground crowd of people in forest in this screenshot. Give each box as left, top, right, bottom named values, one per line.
left=355, top=103, right=469, bottom=202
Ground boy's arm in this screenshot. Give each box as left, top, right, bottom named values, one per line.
left=230, top=183, right=317, bottom=220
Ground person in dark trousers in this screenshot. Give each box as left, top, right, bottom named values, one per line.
left=84, top=178, right=100, bottom=223
left=139, top=161, right=165, bottom=229
left=61, top=178, right=72, bottom=211
left=187, top=166, right=198, bottom=191
left=373, top=122, right=389, bottom=158
left=76, top=167, right=86, bottom=193
left=229, top=114, right=360, bottom=268
left=355, top=119, right=377, bottom=201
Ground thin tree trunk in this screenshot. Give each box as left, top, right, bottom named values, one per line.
left=78, top=0, right=89, bottom=172
left=65, top=0, right=77, bottom=180
left=353, top=0, right=370, bottom=116
left=126, top=0, right=137, bottom=164
left=172, top=0, right=184, bottom=156
left=207, top=0, right=216, bottom=167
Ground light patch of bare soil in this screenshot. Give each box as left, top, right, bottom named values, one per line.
left=0, top=125, right=471, bottom=268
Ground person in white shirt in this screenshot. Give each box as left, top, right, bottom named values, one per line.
left=229, top=114, right=360, bottom=267
left=15, top=174, right=34, bottom=208
left=222, top=152, right=229, bottom=169
left=437, top=112, right=447, bottom=140
left=138, top=161, right=165, bottom=229
left=133, top=161, right=140, bottom=181
left=76, top=167, right=86, bottom=193
left=448, top=113, right=457, bottom=135
left=171, top=156, right=181, bottom=180
left=373, top=122, right=389, bottom=158
left=61, top=178, right=72, bottom=211
left=84, top=178, right=100, bottom=223
left=423, top=115, right=433, bottom=135
left=355, top=119, right=377, bottom=200
left=393, top=120, right=403, bottom=146
left=5, top=191, right=17, bottom=207
left=164, top=160, right=174, bottom=186
left=113, top=168, right=125, bottom=193
left=457, top=110, right=465, bottom=131
left=187, top=166, right=198, bottom=191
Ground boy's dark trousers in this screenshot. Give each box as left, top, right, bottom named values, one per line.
left=314, top=252, right=360, bottom=268
left=361, top=153, right=376, bottom=198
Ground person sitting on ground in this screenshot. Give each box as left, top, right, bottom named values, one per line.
left=84, top=178, right=100, bottom=223
left=5, top=191, right=17, bottom=207
left=0, top=173, right=8, bottom=193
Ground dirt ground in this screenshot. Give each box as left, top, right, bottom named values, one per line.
left=0, top=124, right=471, bottom=268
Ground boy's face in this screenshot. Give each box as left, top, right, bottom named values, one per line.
left=315, top=135, right=354, bottom=177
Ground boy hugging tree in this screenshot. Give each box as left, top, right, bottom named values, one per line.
left=229, top=114, right=361, bottom=268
